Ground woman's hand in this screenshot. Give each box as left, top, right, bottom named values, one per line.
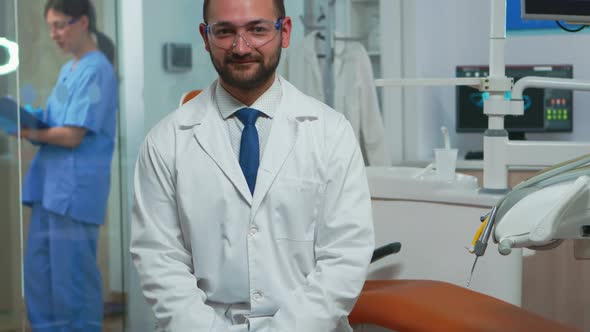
left=3, top=128, right=38, bottom=140
left=20, top=128, right=40, bottom=141
left=6, top=127, right=85, bottom=148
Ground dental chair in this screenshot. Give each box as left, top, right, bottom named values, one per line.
left=179, top=89, right=202, bottom=107
left=179, top=90, right=579, bottom=332
left=349, top=242, right=578, bottom=332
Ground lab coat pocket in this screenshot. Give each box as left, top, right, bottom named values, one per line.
left=271, top=178, right=324, bottom=242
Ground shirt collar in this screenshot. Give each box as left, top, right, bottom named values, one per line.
left=215, top=75, right=282, bottom=120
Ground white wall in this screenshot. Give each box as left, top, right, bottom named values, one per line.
left=141, top=1, right=215, bottom=130
left=286, top=2, right=306, bottom=42
left=405, top=0, right=590, bottom=161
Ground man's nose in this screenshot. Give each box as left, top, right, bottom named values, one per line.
left=232, top=34, right=253, bottom=55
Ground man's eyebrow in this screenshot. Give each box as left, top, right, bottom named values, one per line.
left=246, top=19, right=265, bottom=25
left=212, top=21, right=232, bottom=26
left=211, top=19, right=267, bottom=26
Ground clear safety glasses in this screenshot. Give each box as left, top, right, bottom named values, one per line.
left=47, top=17, right=79, bottom=32
left=205, top=18, right=284, bottom=50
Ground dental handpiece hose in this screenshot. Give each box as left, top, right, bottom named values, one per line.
left=474, top=206, right=499, bottom=257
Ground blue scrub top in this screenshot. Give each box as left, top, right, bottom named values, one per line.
left=22, top=51, right=118, bottom=225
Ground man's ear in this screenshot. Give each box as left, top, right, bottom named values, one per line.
left=199, top=23, right=211, bottom=52
left=280, top=16, right=292, bottom=49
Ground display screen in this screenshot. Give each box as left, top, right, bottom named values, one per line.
left=523, top=0, right=590, bottom=20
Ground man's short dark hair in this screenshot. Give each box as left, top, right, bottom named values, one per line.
left=203, top=0, right=286, bottom=23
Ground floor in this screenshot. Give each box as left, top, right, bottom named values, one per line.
left=4, top=300, right=126, bottom=332
left=103, top=312, right=125, bottom=332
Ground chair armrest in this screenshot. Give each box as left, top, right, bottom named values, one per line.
left=371, top=242, right=401, bottom=264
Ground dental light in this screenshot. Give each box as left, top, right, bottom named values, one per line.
left=0, top=37, right=19, bottom=75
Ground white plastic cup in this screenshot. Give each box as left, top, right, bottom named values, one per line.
left=434, top=148, right=458, bottom=181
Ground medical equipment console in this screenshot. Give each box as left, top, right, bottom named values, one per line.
left=456, top=64, right=573, bottom=140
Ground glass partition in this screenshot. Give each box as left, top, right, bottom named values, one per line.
left=0, top=0, right=24, bottom=329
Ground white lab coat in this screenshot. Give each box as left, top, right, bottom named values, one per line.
left=130, top=77, right=375, bottom=332
left=279, top=32, right=391, bottom=166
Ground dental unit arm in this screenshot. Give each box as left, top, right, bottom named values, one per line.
left=470, top=77, right=590, bottom=260
left=471, top=154, right=590, bottom=261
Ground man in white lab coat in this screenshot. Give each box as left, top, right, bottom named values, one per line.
left=130, top=0, right=375, bottom=331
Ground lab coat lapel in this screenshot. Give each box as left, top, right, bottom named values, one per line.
left=251, top=108, right=299, bottom=216
left=193, top=109, right=253, bottom=205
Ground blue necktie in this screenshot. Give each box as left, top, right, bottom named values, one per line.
left=236, top=107, right=260, bottom=195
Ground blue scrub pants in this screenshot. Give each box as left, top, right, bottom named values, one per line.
left=24, top=204, right=103, bottom=332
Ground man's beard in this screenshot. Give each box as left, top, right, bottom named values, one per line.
left=211, top=44, right=282, bottom=90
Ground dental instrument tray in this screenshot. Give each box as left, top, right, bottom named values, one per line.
left=0, top=96, right=49, bottom=131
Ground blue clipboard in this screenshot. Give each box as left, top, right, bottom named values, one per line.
left=0, top=96, right=49, bottom=132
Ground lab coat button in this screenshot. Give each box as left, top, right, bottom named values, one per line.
left=249, top=226, right=259, bottom=237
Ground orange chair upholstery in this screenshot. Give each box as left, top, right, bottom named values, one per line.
left=349, top=279, right=579, bottom=332
left=179, top=89, right=202, bottom=106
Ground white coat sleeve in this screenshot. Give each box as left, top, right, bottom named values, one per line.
left=130, top=135, right=230, bottom=332
left=268, top=116, right=375, bottom=332
left=356, top=46, right=391, bottom=166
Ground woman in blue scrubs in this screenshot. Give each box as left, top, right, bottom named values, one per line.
left=20, top=0, right=117, bottom=330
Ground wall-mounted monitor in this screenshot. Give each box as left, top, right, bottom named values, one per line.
left=522, top=0, right=590, bottom=24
